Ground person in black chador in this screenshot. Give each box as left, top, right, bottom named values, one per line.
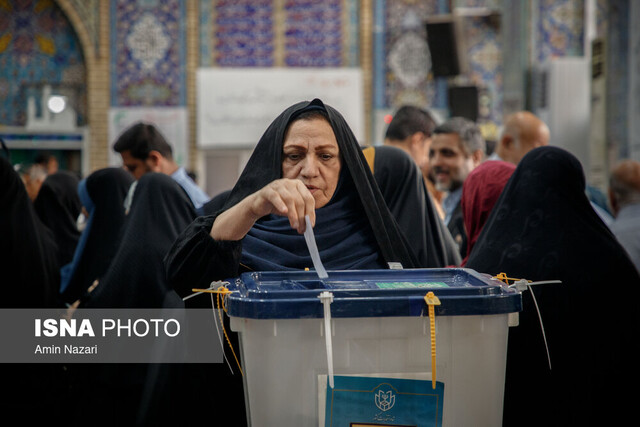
left=1, top=157, right=60, bottom=307
left=0, top=157, right=69, bottom=423
left=69, top=172, right=198, bottom=427
left=165, top=99, right=417, bottom=427
left=83, top=172, right=197, bottom=309
left=33, top=170, right=82, bottom=268
left=59, top=167, right=134, bottom=306
left=465, top=146, right=640, bottom=427
left=166, top=98, right=416, bottom=291
left=362, top=144, right=460, bottom=267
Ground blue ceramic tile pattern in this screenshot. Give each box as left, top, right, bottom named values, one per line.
left=284, top=0, right=343, bottom=67
left=462, top=14, right=502, bottom=124
left=214, top=0, right=274, bottom=67
left=0, top=0, right=86, bottom=126
left=605, top=0, right=629, bottom=158
left=381, top=0, right=440, bottom=110
left=537, top=0, right=585, bottom=62
left=110, top=0, right=187, bottom=106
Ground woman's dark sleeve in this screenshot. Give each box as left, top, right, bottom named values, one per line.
left=164, top=215, right=243, bottom=299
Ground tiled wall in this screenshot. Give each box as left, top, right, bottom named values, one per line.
left=1, top=0, right=636, bottom=170
left=0, top=0, right=86, bottom=126
left=110, top=0, right=187, bottom=107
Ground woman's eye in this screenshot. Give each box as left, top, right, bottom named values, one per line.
left=286, top=153, right=302, bottom=161
left=320, top=153, right=333, bottom=160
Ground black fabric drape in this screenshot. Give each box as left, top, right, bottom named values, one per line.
left=83, top=172, right=196, bottom=309
left=71, top=172, right=201, bottom=426
left=0, top=157, right=60, bottom=307
left=60, top=167, right=133, bottom=304
left=466, top=146, right=640, bottom=426
left=202, top=189, right=231, bottom=215
left=33, top=170, right=82, bottom=267
left=370, top=145, right=460, bottom=267
left=0, top=158, right=69, bottom=424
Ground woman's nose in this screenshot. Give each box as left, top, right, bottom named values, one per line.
left=300, top=155, right=319, bottom=177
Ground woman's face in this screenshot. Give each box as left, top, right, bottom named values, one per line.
left=282, top=117, right=341, bottom=209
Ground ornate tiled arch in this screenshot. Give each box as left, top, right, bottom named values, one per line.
left=53, top=0, right=110, bottom=170
left=53, top=0, right=100, bottom=61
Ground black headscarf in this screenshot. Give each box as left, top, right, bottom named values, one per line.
left=83, top=172, right=197, bottom=308
left=59, top=167, right=134, bottom=305
left=368, top=145, right=460, bottom=267
left=466, top=146, right=640, bottom=426
left=34, top=170, right=82, bottom=267
left=219, top=98, right=417, bottom=270
left=202, top=189, right=231, bottom=215
left=0, top=159, right=74, bottom=426
left=0, top=157, right=60, bottom=308
left=69, top=174, right=200, bottom=425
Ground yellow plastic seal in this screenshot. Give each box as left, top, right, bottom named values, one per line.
left=192, top=285, right=243, bottom=376
left=424, top=291, right=441, bottom=389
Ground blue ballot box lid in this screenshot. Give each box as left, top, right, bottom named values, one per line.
left=224, top=268, right=522, bottom=319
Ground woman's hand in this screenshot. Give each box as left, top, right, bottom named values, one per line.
left=211, top=178, right=316, bottom=240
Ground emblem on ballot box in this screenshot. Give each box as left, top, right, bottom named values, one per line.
left=375, top=389, right=396, bottom=412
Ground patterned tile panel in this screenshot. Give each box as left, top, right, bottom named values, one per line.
left=605, top=0, right=629, bottom=158
left=67, top=0, right=100, bottom=55
left=0, top=0, right=86, bottom=126
left=537, top=0, right=584, bottom=62
left=460, top=14, right=502, bottom=125
left=283, top=0, right=344, bottom=67
left=212, top=0, right=274, bottom=67
left=110, top=0, right=186, bottom=106
left=382, top=0, right=441, bottom=109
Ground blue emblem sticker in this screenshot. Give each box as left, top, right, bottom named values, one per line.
left=325, top=375, right=444, bottom=426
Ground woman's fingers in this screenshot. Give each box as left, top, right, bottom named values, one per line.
left=215, top=178, right=317, bottom=241
left=261, top=179, right=315, bottom=233
left=296, top=180, right=316, bottom=229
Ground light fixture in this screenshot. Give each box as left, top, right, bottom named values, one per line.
left=47, top=95, right=67, bottom=114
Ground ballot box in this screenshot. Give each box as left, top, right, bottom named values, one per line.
left=225, top=268, right=522, bottom=427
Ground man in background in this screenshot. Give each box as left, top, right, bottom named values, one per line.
left=489, top=111, right=549, bottom=164
left=20, top=163, right=48, bottom=201
left=491, top=111, right=615, bottom=225
left=429, top=117, right=485, bottom=259
left=384, top=105, right=445, bottom=218
left=608, top=159, right=640, bottom=272
left=113, top=122, right=210, bottom=213
left=34, top=152, right=59, bottom=175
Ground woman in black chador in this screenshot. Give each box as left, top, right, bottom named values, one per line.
left=0, top=157, right=60, bottom=307
left=165, top=99, right=418, bottom=427
left=166, top=98, right=416, bottom=291
left=0, top=157, right=68, bottom=423
left=83, top=172, right=197, bottom=308
left=363, top=144, right=460, bottom=267
left=59, top=167, right=133, bottom=305
left=33, top=170, right=82, bottom=268
left=465, top=146, right=640, bottom=426
left=71, top=172, right=198, bottom=426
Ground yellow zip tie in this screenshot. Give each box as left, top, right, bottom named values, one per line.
left=192, top=286, right=233, bottom=311
left=494, top=272, right=530, bottom=285
left=192, top=286, right=243, bottom=376
left=424, top=291, right=441, bottom=390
